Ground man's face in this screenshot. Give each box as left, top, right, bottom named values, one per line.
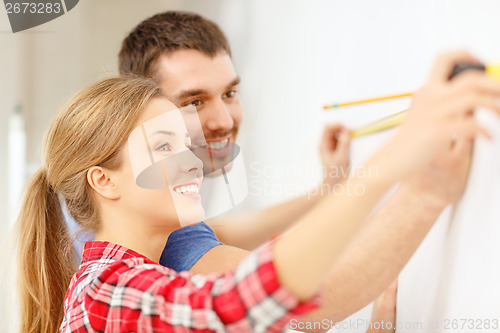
left=155, top=49, right=243, bottom=173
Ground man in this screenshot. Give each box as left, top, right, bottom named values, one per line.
left=118, top=11, right=472, bottom=331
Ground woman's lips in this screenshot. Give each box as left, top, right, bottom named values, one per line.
left=172, top=180, right=201, bottom=199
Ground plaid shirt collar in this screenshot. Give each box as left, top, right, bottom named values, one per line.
left=82, top=241, right=149, bottom=264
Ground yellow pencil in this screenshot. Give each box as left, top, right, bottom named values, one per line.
left=351, top=110, right=407, bottom=138
left=330, top=62, right=500, bottom=137
left=324, top=63, right=500, bottom=111
left=323, top=92, right=413, bottom=110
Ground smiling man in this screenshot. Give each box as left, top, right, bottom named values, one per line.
left=118, top=11, right=473, bottom=332
left=155, top=50, right=242, bottom=175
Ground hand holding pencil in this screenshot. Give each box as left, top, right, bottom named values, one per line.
left=324, top=59, right=500, bottom=138
left=377, top=51, right=500, bottom=180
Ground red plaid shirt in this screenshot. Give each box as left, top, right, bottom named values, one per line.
left=60, top=241, right=319, bottom=332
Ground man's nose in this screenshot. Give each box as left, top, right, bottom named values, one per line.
left=204, top=99, right=234, bottom=133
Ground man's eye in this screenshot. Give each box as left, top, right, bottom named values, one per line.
left=186, top=100, right=202, bottom=107
left=223, top=90, right=237, bottom=98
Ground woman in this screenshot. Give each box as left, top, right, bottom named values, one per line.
left=16, top=52, right=500, bottom=333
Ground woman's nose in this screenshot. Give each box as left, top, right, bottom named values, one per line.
left=180, top=149, right=203, bottom=174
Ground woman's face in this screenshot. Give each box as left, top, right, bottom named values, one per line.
left=119, top=98, right=205, bottom=229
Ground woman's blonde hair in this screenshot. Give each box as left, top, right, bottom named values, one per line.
left=16, top=76, right=162, bottom=333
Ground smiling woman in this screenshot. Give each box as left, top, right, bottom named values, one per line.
left=126, top=101, right=205, bottom=227
left=15, top=75, right=323, bottom=333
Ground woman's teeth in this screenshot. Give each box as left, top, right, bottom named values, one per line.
left=174, top=184, right=199, bottom=195
left=208, top=138, right=229, bottom=150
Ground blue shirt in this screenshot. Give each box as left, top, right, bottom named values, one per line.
left=159, top=221, right=223, bottom=271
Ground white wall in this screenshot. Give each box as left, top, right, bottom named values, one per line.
left=2, top=0, right=500, bottom=332
left=0, top=7, right=21, bottom=332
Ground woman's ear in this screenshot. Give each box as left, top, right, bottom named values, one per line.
left=87, top=166, right=120, bottom=200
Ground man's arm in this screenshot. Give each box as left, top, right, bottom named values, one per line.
left=298, top=134, right=473, bottom=332
left=209, top=124, right=351, bottom=250
left=300, top=184, right=444, bottom=329
left=207, top=194, right=327, bottom=250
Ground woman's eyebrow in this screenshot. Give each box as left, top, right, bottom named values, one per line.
left=150, top=130, right=175, bottom=137
left=151, top=131, right=190, bottom=138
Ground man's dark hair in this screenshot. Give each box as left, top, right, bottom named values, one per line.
left=119, top=11, right=231, bottom=77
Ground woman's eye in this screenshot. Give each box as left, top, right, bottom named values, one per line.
left=156, top=143, right=172, bottom=152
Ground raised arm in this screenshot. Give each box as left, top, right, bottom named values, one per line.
left=316, top=136, right=472, bottom=322
left=298, top=135, right=473, bottom=331
left=273, top=50, right=500, bottom=301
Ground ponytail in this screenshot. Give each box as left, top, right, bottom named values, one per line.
left=17, top=169, right=77, bottom=333
left=15, top=76, right=162, bottom=333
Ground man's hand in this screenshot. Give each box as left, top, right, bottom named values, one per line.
left=319, top=124, right=351, bottom=188
left=378, top=51, right=499, bottom=183
left=368, top=279, right=397, bottom=333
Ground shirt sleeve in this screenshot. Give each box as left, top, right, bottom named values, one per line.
left=160, top=221, right=223, bottom=272
left=84, top=242, right=320, bottom=332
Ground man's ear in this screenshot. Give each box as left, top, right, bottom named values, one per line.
left=87, top=166, right=120, bottom=200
